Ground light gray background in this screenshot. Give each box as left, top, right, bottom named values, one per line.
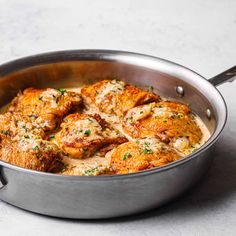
left=0, top=0, right=235, bottom=235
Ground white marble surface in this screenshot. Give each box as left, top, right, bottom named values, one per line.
left=0, top=0, right=236, bottom=235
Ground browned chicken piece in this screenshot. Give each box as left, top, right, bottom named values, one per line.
left=109, top=138, right=181, bottom=174
left=0, top=112, right=63, bottom=172
left=81, top=80, right=160, bottom=117
left=7, top=88, right=82, bottom=131
left=0, top=80, right=206, bottom=175
left=0, top=112, right=45, bottom=138
left=0, top=137, right=63, bottom=172
left=55, top=113, right=127, bottom=159
left=123, top=101, right=203, bottom=154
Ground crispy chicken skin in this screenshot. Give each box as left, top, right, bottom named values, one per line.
left=0, top=112, right=45, bottom=139
left=81, top=80, right=160, bottom=117
left=0, top=81, right=206, bottom=175
left=110, top=138, right=181, bottom=174
left=55, top=113, right=127, bottom=159
left=123, top=101, right=203, bottom=154
left=7, top=88, right=82, bottom=131
left=0, top=137, right=63, bottom=172
left=0, top=112, right=63, bottom=172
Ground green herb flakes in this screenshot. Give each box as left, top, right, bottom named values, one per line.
left=127, top=116, right=133, bottom=122
left=84, top=129, right=91, bottom=136
left=84, top=167, right=99, bottom=176
left=87, top=118, right=94, bottom=123
left=0, top=130, right=11, bottom=136
left=142, top=142, right=153, bottom=154
left=148, top=85, right=154, bottom=92
left=57, top=88, right=67, bottom=95
left=122, top=152, right=132, bottom=161
left=143, top=148, right=153, bottom=154
left=32, top=145, right=39, bottom=151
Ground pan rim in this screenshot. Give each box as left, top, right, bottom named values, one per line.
left=0, top=49, right=227, bottom=181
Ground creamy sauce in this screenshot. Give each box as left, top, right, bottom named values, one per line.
left=62, top=99, right=211, bottom=174
left=0, top=86, right=211, bottom=176
left=62, top=155, right=111, bottom=176
left=195, top=115, right=211, bottom=144
left=95, top=80, right=124, bottom=105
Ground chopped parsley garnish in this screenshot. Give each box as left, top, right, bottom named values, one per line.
left=84, top=167, right=99, bottom=176
left=142, top=142, right=153, bottom=154
left=57, top=88, right=67, bottom=95
left=122, top=152, right=132, bottom=161
left=140, top=111, right=144, bottom=114
left=144, top=141, right=150, bottom=146
left=143, top=148, right=153, bottom=154
left=148, top=85, right=154, bottom=92
left=24, top=135, right=30, bottom=139
left=126, top=116, right=133, bottom=122
left=87, top=118, right=94, bottom=123
left=84, top=129, right=91, bottom=136
left=49, top=135, right=55, bottom=140
left=1, top=130, right=11, bottom=136
left=32, top=145, right=39, bottom=151
left=39, top=96, right=43, bottom=101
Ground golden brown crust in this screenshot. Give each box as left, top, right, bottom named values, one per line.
left=81, top=80, right=160, bottom=117
left=55, top=113, right=127, bottom=159
left=123, top=101, right=203, bottom=154
left=0, top=138, right=63, bottom=172
left=0, top=112, right=63, bottom=172
left=0, top=81, right=206, bottom=175
left=110, top=138, right=181, bottom=174
left=7, top=88, right=82, bottom=131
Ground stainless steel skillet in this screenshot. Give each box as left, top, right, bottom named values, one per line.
left=0, top=50, right=235, bottom=219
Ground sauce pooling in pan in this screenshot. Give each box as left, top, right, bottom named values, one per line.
left=0, top=80, right=210, bottom=175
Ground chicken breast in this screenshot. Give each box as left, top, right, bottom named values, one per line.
left=109, top=138, right=181, bottom=174
left=123, top=101, right=203, bottom=154
left=81, top=80, right=160, bottom=117
left=0, top=112, right=63, bottom=172
left=54, top=113, right=127, bottom=159
left=7, top=88, right=82, bottom=131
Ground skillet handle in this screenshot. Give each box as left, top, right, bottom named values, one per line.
left=209, top=65, right=236, bottom=86
left=0, top=167, right=6, bottom=190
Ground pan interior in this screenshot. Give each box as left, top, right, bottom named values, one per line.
left=0, top=54, right=220, bottom=136
left=0, top=50, right=227, bottom=178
